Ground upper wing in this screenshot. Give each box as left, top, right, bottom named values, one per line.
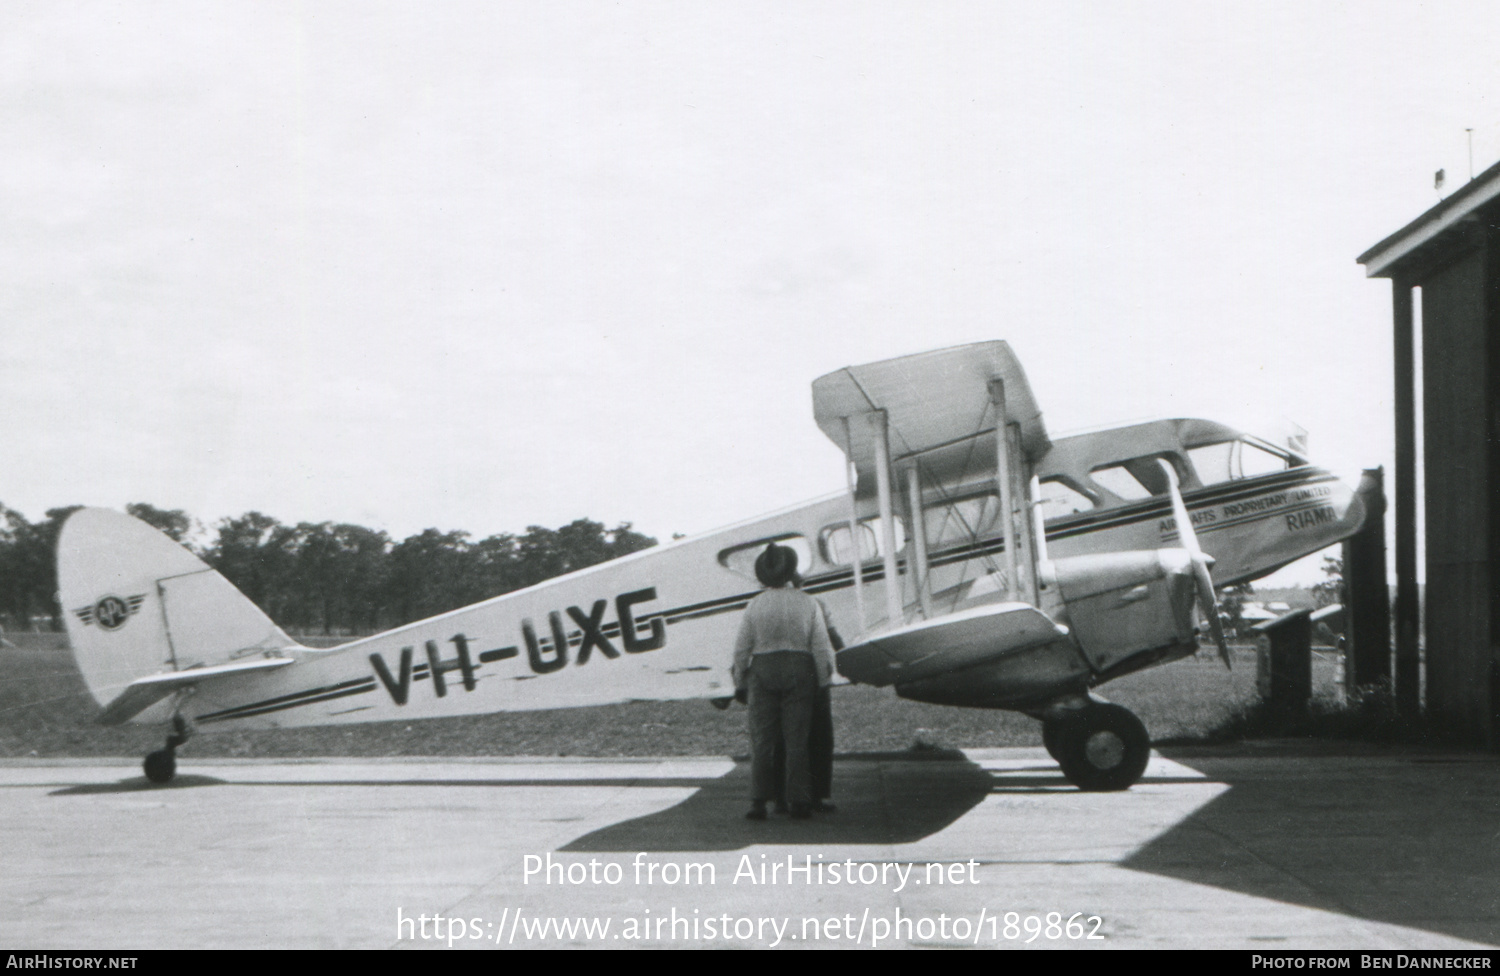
left=811, top=341, right=1050, bottom=492
left=835, top=601, right=1067, bottom=687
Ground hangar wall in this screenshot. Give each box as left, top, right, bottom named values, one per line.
left=1419, top=243, right=1496, bottom=745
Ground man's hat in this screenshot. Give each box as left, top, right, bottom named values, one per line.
left=754, top=543, right=798, bottom=588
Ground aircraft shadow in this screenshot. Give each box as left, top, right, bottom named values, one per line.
left=1124, top=747, right=1500, bottom=947
left=562, top=751, right=993, bottom=853
left=51, top=774, right=228, bottom=795
left=988, top=774, right=1214, bottom=793
left=45, top=776, right=728, bottom=795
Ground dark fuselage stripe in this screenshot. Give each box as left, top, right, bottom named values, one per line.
left=197, top=682, right=376, bottom=723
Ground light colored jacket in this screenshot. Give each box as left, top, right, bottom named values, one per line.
left=732, top=586, right=835, bottom=688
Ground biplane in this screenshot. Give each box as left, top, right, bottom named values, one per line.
left=57, top=341, right=1364, bottom=789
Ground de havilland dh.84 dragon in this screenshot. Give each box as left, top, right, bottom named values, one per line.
left=57, top=342, right=1364, bottom=789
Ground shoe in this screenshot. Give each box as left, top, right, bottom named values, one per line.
left=789, top=805, right=812, bottom=820
left=773, top=800, right=789, bottom=815
left=745, top=803, right=767, bottom=821
left=813, top=800, right=836, bottom=813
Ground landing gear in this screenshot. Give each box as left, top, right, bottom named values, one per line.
left=1041, top=721, right=1064, bottom=763
left=142, top=714, right=191, bottom=785
left=1042, top=703, right=1150, bottom=792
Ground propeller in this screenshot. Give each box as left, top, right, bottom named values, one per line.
left=1157, top=459, right=1232, bottom=669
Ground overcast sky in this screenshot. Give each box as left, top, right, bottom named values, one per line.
left=3, top=2, right=1493, bottom=582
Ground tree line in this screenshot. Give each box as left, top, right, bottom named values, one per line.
left=0, top=502, right=656, bottom=635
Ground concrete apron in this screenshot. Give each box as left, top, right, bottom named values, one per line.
left=0, top=746, right=1495, bottom=949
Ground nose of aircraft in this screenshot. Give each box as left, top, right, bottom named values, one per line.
left=1275, top=467, right=1368, bottom=571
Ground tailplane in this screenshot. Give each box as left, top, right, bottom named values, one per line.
left=57, top=508, right=297, bottom=717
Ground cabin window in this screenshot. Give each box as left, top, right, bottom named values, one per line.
left=1187, top=439, right=1289, bottom=486
left=718, top=534, right=813, bottom=581
left=1037, top=478, right=1096, bottom=519
left=922, top=493, right=1002, bottom=549
left=819, top=516, right=906, bottom=565
left=1089, top=454, right=1182, bottom=500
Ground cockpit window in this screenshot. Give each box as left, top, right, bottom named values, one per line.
left=1187, top=439, right=1289, bottom=486
left=1090, top=465, right=1151, bottom=500
left=1037, top=478, right=1096, bottom=519
left=1089, top=454, right=1179, bottom=500
left=1240, top=440, right=1290, bottom=477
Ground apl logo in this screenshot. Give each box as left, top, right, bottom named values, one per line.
left=74, top=594, right=146, bottom=631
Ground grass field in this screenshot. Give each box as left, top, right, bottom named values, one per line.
left=0, top=632, right=1340, bottom=759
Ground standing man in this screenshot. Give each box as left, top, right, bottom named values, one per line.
left=732, top=543, right=834, bottom=820
left=771, top=592, right=841, bottom=813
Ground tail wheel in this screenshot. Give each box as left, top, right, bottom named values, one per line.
left=143, top=749, right=176, bottom=784
left=1053, top=704, right=1150, bottom=792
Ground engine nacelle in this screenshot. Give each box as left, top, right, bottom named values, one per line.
left=1053, top=550, right=1200, bottom=677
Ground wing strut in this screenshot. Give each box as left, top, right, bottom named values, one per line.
left=1030, top=475, right=1055, bottom=588
left=1010, top=423, right=1041, bottom=606
left=840, top=417, right=867, bottom=640
left=990, top=380, right=1018, bottom=601
left=905, top=463, right=934, bottom=619
left=868, top=409, right=904, bottom=627
left=990, top=379, right=1036, bottom=604
left=991, top=378, right=1045, bottom=608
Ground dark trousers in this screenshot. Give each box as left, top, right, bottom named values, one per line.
left=748, top=652, right=816, bottom=808
left=773, top=685, right=833, bottom=802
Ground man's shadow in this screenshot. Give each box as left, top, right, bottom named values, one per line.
left=562, top=748, right=994, bottom=852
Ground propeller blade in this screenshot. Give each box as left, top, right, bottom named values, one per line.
left=1192, top=556, right=1232, bottom=669
left=1158, top=460, right=1232, bottom=669
left=1158, top=459, right=1202, bottom=558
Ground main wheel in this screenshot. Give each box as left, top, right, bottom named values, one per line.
left=1053, top=704, right=1150, bottom=792
left=1041, top=720, right=1065, bottom=763
left=143, top=749, right=176, bottom=784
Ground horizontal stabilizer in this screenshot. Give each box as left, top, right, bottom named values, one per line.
left=836, top=602, right=1067, bottom=687
left=96, top=658, right=295, bottom=726
left=812, top=341, right=1050, bottom=491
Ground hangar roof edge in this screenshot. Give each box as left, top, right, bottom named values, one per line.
left=1358, top=158, right=1500, bottom=279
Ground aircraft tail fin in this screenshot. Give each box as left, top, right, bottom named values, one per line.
left=57, top=508, right=298, bottom=717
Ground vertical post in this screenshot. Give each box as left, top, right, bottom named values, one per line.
left=1393, top=281, right=1421, bottom=718
left=1255, top=610, right=1313, bottom=719
left=906, top=464, right=933, bottom=619
left=990, top=380, right=1019, bottom=601
left=839, top=417, right=866, bottom=641
left=868, top=410, right=904, bottom=628
left=1343, top=467, right=1391, bottom=690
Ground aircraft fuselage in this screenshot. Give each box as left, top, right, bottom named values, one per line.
left=162, top=417, right=1361, bottom=732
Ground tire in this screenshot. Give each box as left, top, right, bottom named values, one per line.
left=143, top=749, right=176, bottom=785
left=1053, top=704, right=1150, bottom=792
left=1041, top=720, right=1065, bottom=763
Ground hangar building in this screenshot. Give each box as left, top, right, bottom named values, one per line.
left=1359, top=161, right=1500, bottom=750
